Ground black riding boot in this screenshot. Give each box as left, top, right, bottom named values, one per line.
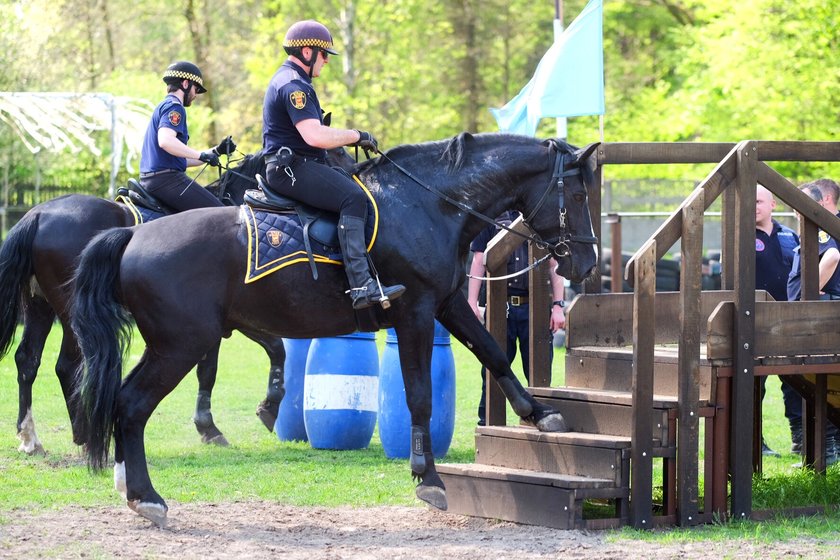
left=338, top=215, right=405, bottom=309
left=789, top=417, right=802, bottom=455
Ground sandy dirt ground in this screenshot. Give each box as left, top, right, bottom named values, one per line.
left=0, top=500, right=837, bottom=559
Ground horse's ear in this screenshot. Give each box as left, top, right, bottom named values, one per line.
left=572, top=142, right=600, bottom=168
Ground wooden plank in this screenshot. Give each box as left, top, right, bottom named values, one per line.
left=528, top=243, right=551, bottom=387
left=677, top=191, right=703, bottom=526
left=584, top=161, right=603, bottom=294
left=599, top=142, right=735, bottom=164
left=708, top=301, right=840, bottom=359
left=566, top=290, right=769, bottom=348
left=474, top=432, right=624, bottom=483
left=801, top=219, right=820, bottom=301
left=531, top=396, right=670, bottom=441
left=485, top=256, right=507, bottom=426
left=730, top=141, right=757, bottom=520
left=631, top=240, right=656, bottom=529
left=484, top=215, right=529, bottom=270
left=755, top=141, right=840, bottom=162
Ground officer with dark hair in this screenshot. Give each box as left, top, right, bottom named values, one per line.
left=262, top=20, right=404, bottom=310
left=139, top=61, right=237, bottom=211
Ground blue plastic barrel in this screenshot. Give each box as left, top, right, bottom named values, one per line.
left=274, top=338, right=312, bottom=442
left=378, top=321, right=456, bottom=458
left=303, top=333, right=379, bottom=450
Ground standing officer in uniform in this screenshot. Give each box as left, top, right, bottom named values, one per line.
left=139, top=61, right=237, bottom=211
left=467, top=211, right=567, bottom=425
left=262, top=20, right=404, bottom=310
left=755, top=184, right=799, bottom=457
left=787, top=181, right=840, bottom=465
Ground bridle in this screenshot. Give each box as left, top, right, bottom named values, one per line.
left=375, top=138, right=598, bottom=261
left=527, top=139, right=599, bottom=259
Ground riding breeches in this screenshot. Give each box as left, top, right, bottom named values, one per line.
left=265, top=157, right=367, bottom=220
left=140, top=171, right=224, bottom=212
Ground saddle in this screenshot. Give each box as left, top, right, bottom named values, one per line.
left=244, top=174, right=341, bottom=279
left=115, top=179, right=176, bottom=219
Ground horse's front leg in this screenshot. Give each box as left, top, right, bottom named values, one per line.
left=240, top=330, right=286, bottom=432
left=437, top=291, right=567, bottom=432
left=193, top=340, right=229, bottom=446
left=394, top=321, right=447, bottom=510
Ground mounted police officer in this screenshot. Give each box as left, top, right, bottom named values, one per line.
left=139, top=61, right=237, bottom=211
left=262, top=20, right=405, bottom=310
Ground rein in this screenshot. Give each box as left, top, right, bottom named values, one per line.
left=373, top=140, right=594, bottom=257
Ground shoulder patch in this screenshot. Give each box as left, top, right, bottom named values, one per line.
left=289, top=90, right=307, bottom=110
left=819, top=230, right=830, bottom=244
left=168, top=110, right=182, bottom=127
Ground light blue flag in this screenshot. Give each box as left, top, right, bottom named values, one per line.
left=490, top=0, right=604, bottom=135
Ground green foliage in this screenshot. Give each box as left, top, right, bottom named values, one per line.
left=4, top=0, right=840, bottom=204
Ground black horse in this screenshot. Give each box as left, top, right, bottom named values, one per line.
left=0, top=148, right=355, bottom=453
left=71, top=132, right=598, bottom=525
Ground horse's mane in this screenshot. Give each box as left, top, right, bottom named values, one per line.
left=355, top=133, right=581, bottom=176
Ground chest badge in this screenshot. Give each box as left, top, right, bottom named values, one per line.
left=290, top=90, right=307, bottom=110
left=168, top=110, right=182, bottom=126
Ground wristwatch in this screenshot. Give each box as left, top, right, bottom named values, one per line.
left=552, top=300, right=565, bottom=308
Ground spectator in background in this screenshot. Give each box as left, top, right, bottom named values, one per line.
left=786, top=181, right=840, bottom=465
left=467, top=211, right=567, bottom=426
left=754, top=184, right=799, bottom=457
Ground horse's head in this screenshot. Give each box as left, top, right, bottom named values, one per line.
left=209, top=147, right=358, bottom=205
left=520, top=139, right=599, bottom=284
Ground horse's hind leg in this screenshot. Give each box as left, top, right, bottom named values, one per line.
left=117, top=350, right=200, bottom=526
left=15, top=297, right=54, bottom=455
left=437, top=291, right=567, bottom=432
left=193, top=340, right=230, bottom=446
left=55, top=322, right=86, bottom=446
left=242, top=330, right=286, bottom=432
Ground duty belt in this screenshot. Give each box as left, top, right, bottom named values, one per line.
left=140, top=169, right=177, bottom=178
left=264, top=146, right=293, bottom=165
left=508, top=295, right=529, bottom=306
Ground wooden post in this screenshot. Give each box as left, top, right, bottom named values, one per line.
left=730, top=141, right=757, bottom=520
left=528, top=243, right=552, bottom=388
left=584, top=157, right=604, bottom=294
left=677, top=191, right=703, bottom=525
left=630, top=240, right=656, bottom=529
left=606, top=213, right=622, bottom=292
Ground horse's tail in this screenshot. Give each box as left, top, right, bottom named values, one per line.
left=0, top=212, right=39, bottom=359
left=70, top=227, right=135, bottom=471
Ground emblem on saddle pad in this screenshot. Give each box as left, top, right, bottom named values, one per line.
left=289, top=91, right=307, bottom=110
left=267, top=229, right=283, bottom=247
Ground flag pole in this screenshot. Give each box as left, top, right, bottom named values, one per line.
left=554, top=0, right=567, bottom=141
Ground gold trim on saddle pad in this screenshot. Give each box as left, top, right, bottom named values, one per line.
left=242, top=175, right=379, bottom=284
left=114, top=195, right=143, bottom=225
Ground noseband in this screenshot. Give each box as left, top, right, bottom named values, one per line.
left=525, top=139, right=598, bottom=259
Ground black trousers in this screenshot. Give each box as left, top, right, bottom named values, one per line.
left=140, top=171, right=223, bottom=212
left=265, top=157, right=367, bottom=219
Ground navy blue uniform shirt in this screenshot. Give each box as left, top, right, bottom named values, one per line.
left=140, top=95, right=189, bottom=173
left=470, top=211, right=529, bottom=296
left=787, top=226, right=840, bottom=300
left=262, top=61, right=326, bottom=161
left=755, top=220, right=799, bottom=302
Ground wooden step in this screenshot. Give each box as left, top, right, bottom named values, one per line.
left=475, top=426, right=629, bottom=483
left=438, top=463, right=628, bottom=529
left=565, top=345, right=715, bottom=401
left=528, top=386, right=674, bottom=441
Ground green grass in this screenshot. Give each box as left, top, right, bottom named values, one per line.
left=1, top=325, right=839, bottom=542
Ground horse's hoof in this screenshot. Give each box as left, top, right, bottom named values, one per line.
left=416, top=485, right=448, bottom=511
left=114, top=462, right=127, bottom=499
left=256, top=403, right=277, bottom=432
left=202, top=433, right=230, bottom=447
left=18, top=440, right=46, bottom=456
left=535, top=412, right=568, bottom=433
left=127, top=500, right=168, bottom=527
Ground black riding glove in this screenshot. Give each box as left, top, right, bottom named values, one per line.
left=354, top=130, right=379, bottom=152
left=212, top=136, right=237, bottom=156
left=198, top=150, right=220, bottom=167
